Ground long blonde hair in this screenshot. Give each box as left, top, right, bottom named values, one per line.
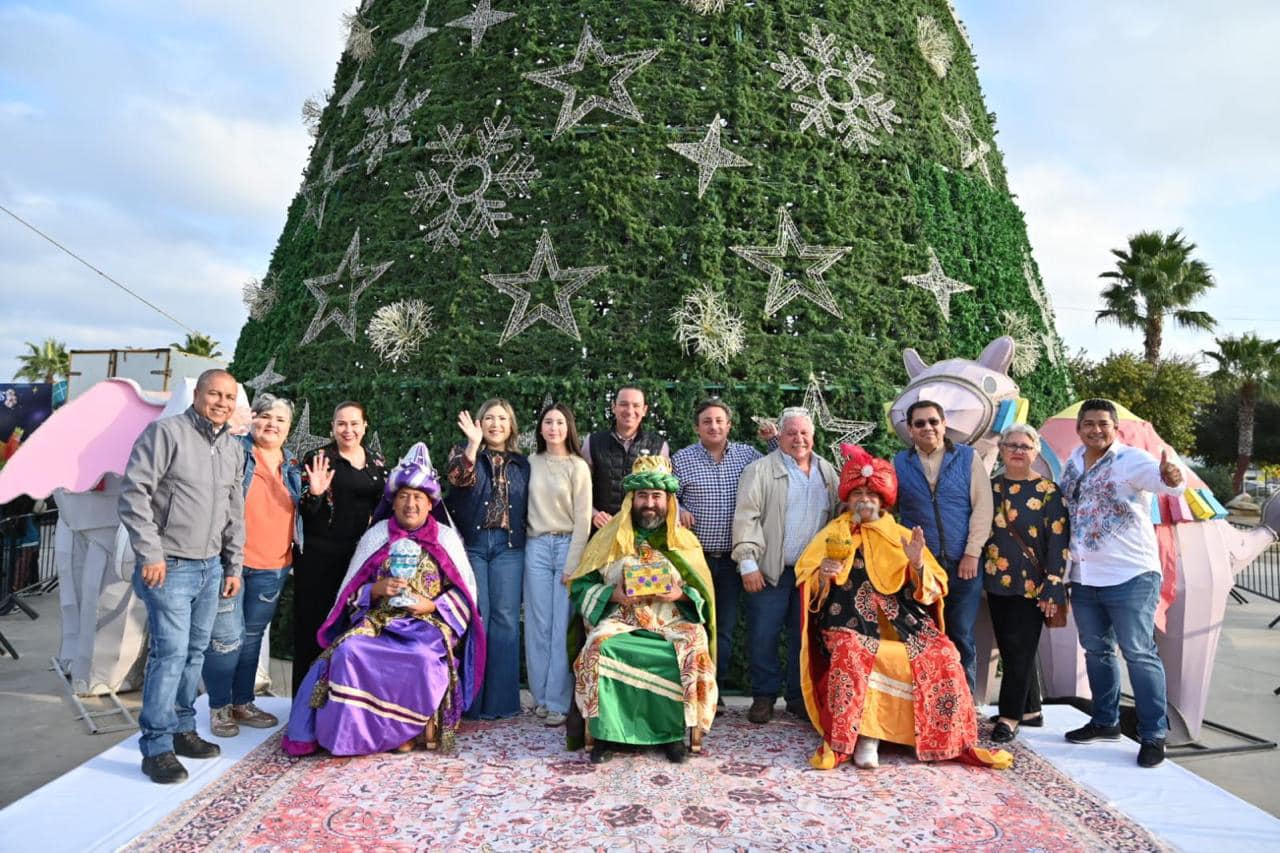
left=476, top=398, right=521, bottom=453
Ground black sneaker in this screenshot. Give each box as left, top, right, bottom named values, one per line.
left=588, top=742, right=614, bottom=765
left=747, top=697, right=774, bottom=724
left=1065, top=722, right=1122, bottom=744
left=1137, top=739, right=1166, bottom=768
left=141, top=752, right=189, bottom=784
left=174, top=731, right=221, bottom=759
left=663, top=741, right=688, bottom=764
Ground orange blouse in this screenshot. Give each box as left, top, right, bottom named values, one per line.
left=244, top=447, right=296, bottom=569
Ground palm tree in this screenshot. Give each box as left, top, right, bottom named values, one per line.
left=13, top=338, right=70, bottom=383
left=1205, top=333, right=1280, bottom=494
left=1097, top=229, right=1217, bottom=364
left=171, top=332, right=222, bottom=358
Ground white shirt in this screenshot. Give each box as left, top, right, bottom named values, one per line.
left=1057, top=440, right=1186, bottom=587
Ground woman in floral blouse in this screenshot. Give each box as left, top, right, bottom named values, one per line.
left=983, top=423, right=1069, bottom=743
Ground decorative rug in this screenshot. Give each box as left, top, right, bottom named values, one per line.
left=125, top=709, right=1166, bottom=851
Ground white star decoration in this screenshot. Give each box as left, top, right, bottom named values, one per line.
left=285, top=401, right=329, bottom=460
left=446, top=0, right=516, bottom=53
left=337, top=72, right=365, bottom=116
left=667, top=114, right=752, bottom=199
left=731, top=206, right=851, bottom=318
left=301, top=229, right=394, bottom=345
left=298, top=152, right=351, bottom=233
left=942, top=106, right=993, bottom=186
left=244, top=357, right=285, bottom=400
left=802, top=373, right=877, bottom=459
left=392, top=2, right=439, bottom=71
left=902, top=246, right=973, bottom=321
left=482, top=230, right=607, bottom=345
left=523, top=23, right=661, bottom=140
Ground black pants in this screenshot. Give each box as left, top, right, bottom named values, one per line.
left=987, top=592, right=1044, bottom=721
left=291, top=537, right=359, bottom=695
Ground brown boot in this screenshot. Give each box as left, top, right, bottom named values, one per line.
left=748, top=697, right=775, bottom=724
left=231, top=702, right=279, bottom=729
left=210, top=705, right=239, bottom=738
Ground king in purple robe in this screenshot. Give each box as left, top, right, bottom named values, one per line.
left=283, top=442, right=486, bottom=756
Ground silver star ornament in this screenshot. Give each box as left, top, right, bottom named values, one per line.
left=902, top=246, right=973, bottom=321
left=244, top=357, right=286, bottom=400
left=446, top=0, right=516, bottom=53
left=392, top=2, right=439, bottom=71
left=483, top=230, right=607, bottom=345
left=301, top=229, right=394, bottom=345
left=731, top=206, right=851, bottom=318
left=667, top=114, right=752, bottom=199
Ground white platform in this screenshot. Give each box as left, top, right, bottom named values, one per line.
left=0, top=698, right=1276, bottom=851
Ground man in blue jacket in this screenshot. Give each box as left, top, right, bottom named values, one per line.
left=893, top=400, right=993, bottom=695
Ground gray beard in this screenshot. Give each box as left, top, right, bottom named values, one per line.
left=634, top=511, right=663, bottom=530
left=853, top=501, right=880, bottom=521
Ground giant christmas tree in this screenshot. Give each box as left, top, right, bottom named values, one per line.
left=233, top=0, right=1071, bottom=459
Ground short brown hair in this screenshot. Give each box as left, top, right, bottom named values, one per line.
left=694, top=397, right=733, bottom=425
left=332, top=400, right=367, bottom=422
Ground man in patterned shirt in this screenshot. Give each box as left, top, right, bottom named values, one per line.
left=1058, top=399, right=1186, bottom=768
left=673, top=398, right=763, bottom=692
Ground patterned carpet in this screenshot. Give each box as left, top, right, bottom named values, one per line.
left=126, top=709, right=1166, bottom=851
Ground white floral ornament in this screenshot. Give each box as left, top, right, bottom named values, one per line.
left=666, top=113, right=752, bottom=199
left=391, top=2, right=439, bottom=71
left=349, top=81, right=431, bottom=175
left=483, top=230, right=607, bottom=345
left=997, top=309, right=1043, bottom=376
left=298, top=152, right=352, bottom=233
left=916, top=15, right=954, bottom=78
left=801, top=373, right=877, bottom=459
left=405, top=117, right=540, bottom=251
left=770, top=24, right=901, bottom=153
left=367, top=299, right=435, bottom=365
left=671, top=284, right=746, bottom=366
left=523, top=23, right=661, bottom=140
left=242, top=273, right=278, bottom=320
left=902, top=246, right=973, bottom=322
left=731, top=206, right=851, bottom=318
left=244, top=357, right=285, bottom=400
left=446, top=0, right=516, bottom=53
left=860, top=464, right=874, bottom=477
left=942, top=106, right=993, bottom=187
left=301, top=229, right=394, bottom=345
left=285, top=401, right=330, bottom=459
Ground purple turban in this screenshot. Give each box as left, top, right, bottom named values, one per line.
left=373, top=441, right=442, bottom=521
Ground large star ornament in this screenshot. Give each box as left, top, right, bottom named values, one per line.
left=298, top=152, right=350, bottom=233
left=392, top=2, right=439, bottom=71
left=446, top=0, right=516, bottom=53
left=483, top=230, right=607, bottom=345
left=667, top=113, right=752, bottom=199
left=301, top=229, right=394, bottom=345
left=731, top=206, right=851, bottom=318
left=902, top=246, right=973, bottom=321
left=523, top=23, right=660, bottom=140
left=802, top=373, right=877, bottom=458
left=244, top=357, right=285, bottom=400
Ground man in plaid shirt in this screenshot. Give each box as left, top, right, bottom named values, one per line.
left=672, top=399, right=764, bottom=691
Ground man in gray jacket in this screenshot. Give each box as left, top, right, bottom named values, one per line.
left=119, top=369, right=245, bottom=784
left=732, top=408, right=839, bottom=724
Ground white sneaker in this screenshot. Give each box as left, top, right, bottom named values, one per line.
left=853, top=736, right=880, bottom=769
left=533, top=705, right=548, bottom=718
left=544, top=712, right=567, bottom=726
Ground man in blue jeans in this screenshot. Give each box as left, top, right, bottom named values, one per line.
left=1058, top=399, right=1186, bottom=768
left=119, top=369, right=245, bottom=784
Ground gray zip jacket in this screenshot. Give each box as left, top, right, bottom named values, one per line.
left=119, top=406, right=245, bottom=577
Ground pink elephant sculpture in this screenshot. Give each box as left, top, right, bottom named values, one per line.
left=887, top=338, right=1280, bottom=743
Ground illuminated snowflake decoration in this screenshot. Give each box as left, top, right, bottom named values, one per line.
left=916, top=15, right=954, bottom=78
left=997, top=309, right=1043, bottom=376
left=770, top=24, right=902, bottom=153
left=671, top=284, right=746, bottom=366
left=902, top=246, right=973, bottom=321
left=367, top=299, right=435, bottom=365
left=942, top=106, right=993, bottom=187
left=242, top=273, right=278, bottom=320
left=349, top=80, right=430, bottom=175
left=1023, top=252, right=1065, bottom=366
left=405, top=116, right=540, bottom=252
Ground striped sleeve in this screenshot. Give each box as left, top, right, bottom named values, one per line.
left=434, top=587, right=472, bottom=636
left=578, top=582, right=613, bottom=627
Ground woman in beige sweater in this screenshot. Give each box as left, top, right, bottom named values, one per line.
left=524, top=402, right=592, bottom=725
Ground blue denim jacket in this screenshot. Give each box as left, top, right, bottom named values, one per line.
left=238, top=433, right=305, bottom=554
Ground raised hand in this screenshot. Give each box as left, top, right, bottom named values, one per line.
left=901, top=526, right=926, bottom=568
left=457, top=410, right=483, bottom=448
left=1159, top=448, right=1184, bottom=488
left=305, top=452, right=334, bottom=496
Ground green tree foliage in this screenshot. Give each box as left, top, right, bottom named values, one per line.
left=1096, top=229, right=1216, bottom=364
left=13, top=338, right=70, bottom=383
left=1068, top=350, right=1211, bottom=453
left=1195, top=391, right=1280, bottom=469
left=1204, top=333, right=1280, bottom=493
left=172, top=332, right=223, bottom=358
left=231, top=1, right=1072, bottom=462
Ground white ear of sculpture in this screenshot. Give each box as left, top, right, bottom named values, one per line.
left=903, top=348, right=928, bottom=379
left=977, top=337, right=1015, bottom=375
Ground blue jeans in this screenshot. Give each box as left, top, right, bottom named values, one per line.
left=465, top=528, right=524, bottom=719
left=523, top=533, right=573, bottom=715
left=1071, top=572, right=1168, bottom=741
left=744, top=564, right=802, bottom=704
left=132, top=556, right=222, bottom=757
left=942, top=567, right=982, bottom=695
left=708, top=554, right=742, bottom=685
left=202, top=567, right=289, bottom=708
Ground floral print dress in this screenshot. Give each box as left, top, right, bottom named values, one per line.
left=983, top=477, right=1069, bottom=605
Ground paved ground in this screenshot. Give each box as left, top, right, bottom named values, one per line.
left=2, top=590, right=1277, bottom=815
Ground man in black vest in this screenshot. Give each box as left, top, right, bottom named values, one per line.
left=582, top=385, right=669, bottom=529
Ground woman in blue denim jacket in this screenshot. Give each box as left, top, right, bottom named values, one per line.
left=203, top=393, right=304, bottom=737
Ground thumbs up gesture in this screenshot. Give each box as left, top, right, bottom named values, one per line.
left=1159, top=448, right=1184, bottom=488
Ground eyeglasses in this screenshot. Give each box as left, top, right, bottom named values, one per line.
left=911, top=417, right=941, bottom=428
left=1001, top=443, right=1036, bottom=453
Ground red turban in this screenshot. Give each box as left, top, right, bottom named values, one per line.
left=838, top=444, right=898, bottom=507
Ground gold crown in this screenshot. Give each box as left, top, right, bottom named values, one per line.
left=630, top=452, right=674, bottom=477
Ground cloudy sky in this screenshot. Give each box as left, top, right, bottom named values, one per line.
left=2, top=1, right=1277, bottom=382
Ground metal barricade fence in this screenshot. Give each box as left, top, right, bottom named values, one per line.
left=1231, top=522, right=1280, bottom=604
left=0, top=510, right=59, bottom=604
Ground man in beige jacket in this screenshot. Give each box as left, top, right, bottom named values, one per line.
left=732, top=408, right=839, bottom=724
